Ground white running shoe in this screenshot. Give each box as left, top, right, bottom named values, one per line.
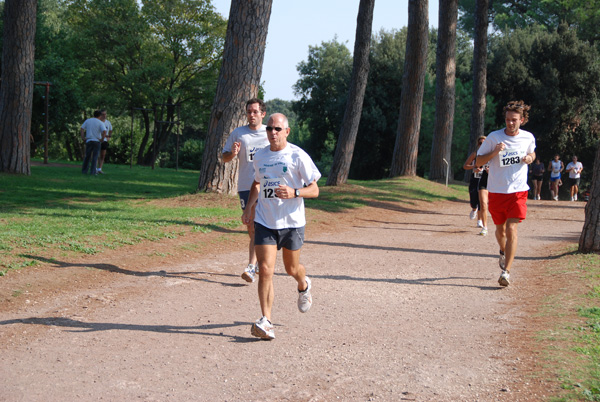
left=571, top=197, right=574, bottom=202
left=498, top=271, right=510, bottom=287
left=241, top=264, right=256, bottom=283
left=477, top=220, right=483, bottom=228
left=479, top=227, right=488, bottom=236
left=574, top=194, right=578, bottom=201
left=251, top=316, right=275, bottom=340
left=469, top=209, right=477, bottom=220
left=297, top=276, right=312, bottom=313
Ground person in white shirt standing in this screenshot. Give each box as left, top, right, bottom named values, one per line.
left=476, top=101, right=536, bottom=287
left=242, top=113, right=321, bottom=340
left=80, top=110, right=107, bottom=175
left=97, top=109, right=112, bottom=174
left=565, top=155, right=583, bottom=201
left=222, top=98, right=269, bottom=283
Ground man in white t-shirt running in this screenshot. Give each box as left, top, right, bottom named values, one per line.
left=565, top=155, right=583, bottom=201
left=222, top=98, right=269, bottom=283
left=476, top=101, right=536, bottom=287
left=242, top=113, right=321, bottom=340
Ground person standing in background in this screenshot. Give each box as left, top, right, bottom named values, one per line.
left=80, top=110, right=106, bottom=176
left=97, top=109, right=112, bottom=174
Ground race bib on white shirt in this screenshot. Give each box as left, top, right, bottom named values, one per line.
left=260, top=177, right=282, bottom=199
left=246, top=145, right=260, bottom=162
left=499, top=149, right=526, bottom=168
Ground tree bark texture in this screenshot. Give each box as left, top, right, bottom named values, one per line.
left=0, top=0, right=37, bottom=175
left=326, top=0, right=375, bottom=186
left=579, top=144, right=600, bottom=252
left=390, top=0, right=429, bottom=177
left=429, top=0, right=458, bottom=181
left=197, top=0, right=272, bottom=194
left=466, top=0, right=489, bottom=182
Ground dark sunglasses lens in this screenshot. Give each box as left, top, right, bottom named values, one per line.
left=266, top=126, right=283, bottom=132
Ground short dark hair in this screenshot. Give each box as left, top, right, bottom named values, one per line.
left=246, top=98, right=266, bottom=113
left=93, top=110, right=102, bottom=118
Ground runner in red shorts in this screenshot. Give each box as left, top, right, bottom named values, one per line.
left=476, top=101, right=537, bottom=286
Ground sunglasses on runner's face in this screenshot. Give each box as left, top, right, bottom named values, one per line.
left=266, top=126, right=284, bottom=132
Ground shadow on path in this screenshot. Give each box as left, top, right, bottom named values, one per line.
left=305, top=240, right=577, bottom=261
left=0, top=317, right=261, bottom=342
left=22, top=255, right=245, bottom=288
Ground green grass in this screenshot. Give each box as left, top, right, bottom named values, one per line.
left=0, top=161, right=467, bottom=276
left=0, top=161, right=240, bottom=275
left=544, top=253, right=600, bottom=402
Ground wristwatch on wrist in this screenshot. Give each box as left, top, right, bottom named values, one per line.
left=295, top=189, right=300, bottom=198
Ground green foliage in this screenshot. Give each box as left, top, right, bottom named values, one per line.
left=293, top=38, right=353, bottom=163
left=487, top=24, right=600, bottom=183
left=459, top=0, right=600, bottom=46
left=293, top=28, right=481, bottom=180
left=4, top=0, right=227, bottom=164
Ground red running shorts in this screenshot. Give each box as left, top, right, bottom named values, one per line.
left=488, top=191, right=528, bottom=225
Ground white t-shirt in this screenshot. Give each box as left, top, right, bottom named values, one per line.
left=477, top=128, right=536, bottom=194
left=102, top=120, right=113, bottom=142
left=81, top=118, right=106, bottom=142
left=253, top=143, right=321, bottom=229
left=566, top=161, right=583, bottom=178
left=550, top=160, right=562, bottom=178
left=222, top=125, right=269, bottom=191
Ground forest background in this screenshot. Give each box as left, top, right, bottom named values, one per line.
left=0, top=0, right=598, bottom=186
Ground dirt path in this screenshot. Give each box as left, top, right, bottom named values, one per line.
left=0, top=198, right=585, bottom=401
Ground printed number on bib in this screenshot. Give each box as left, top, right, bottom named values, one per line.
left=260, top=178, right=282, bottom=199
left=246, top=146, right=259, bottom=162
left=500, top=149, right=525, bottom=168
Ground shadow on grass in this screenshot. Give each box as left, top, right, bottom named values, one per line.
left=22, top=255, right=246, bottom=288
left=0, top=317, right=260, bottom=342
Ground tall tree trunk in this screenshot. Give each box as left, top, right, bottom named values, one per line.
left=136, top=110, right=152, bottom=165
left=429, top=0, right=458, bottom=181
left=0, top=0, right=37, bottom=175
left=197, top=0, right=272, bottom=194
left=579, top=144, right=600, bottom=252
left=390, top=0, right=429, bottom=177
left=326, top=0, right=375, bottom=186
left=466, top=0, right=489, bottom=182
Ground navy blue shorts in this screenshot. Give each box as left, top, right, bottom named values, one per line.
left=238, top=191, right=250, bottom=210
left=254, top=222, right=305, bottom=251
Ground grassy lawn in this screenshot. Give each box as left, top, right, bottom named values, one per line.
left=0, top=161, right=467, bottom=276
left=543, top=250, right=600, bottom=402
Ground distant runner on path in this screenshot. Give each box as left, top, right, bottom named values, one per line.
left=476, top=101, right=536, bottom=287
left=242, top=113, right=321, bottom=340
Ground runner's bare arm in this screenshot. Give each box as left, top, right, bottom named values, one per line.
left=463, top=151, right=476, bottom=170
left=275, top=180, right=319, bottom=199
left=222, top=142, right=241, bottom=163
left=522, top=152, right=536, bottom=165
left=241, top=180, right=260, bottom=224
